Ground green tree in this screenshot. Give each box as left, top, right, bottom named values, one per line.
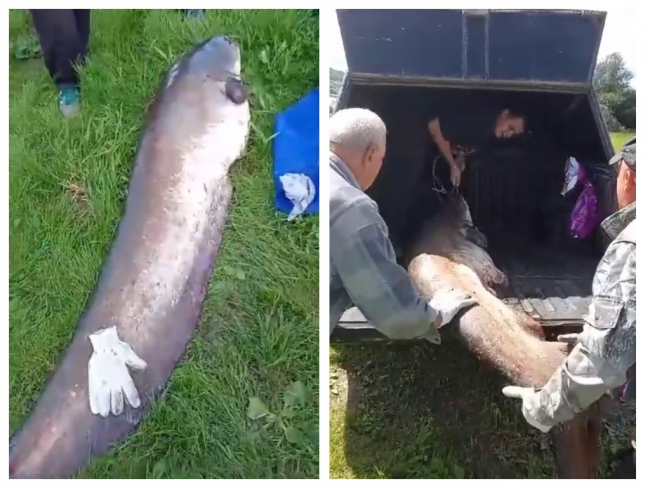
left=594, top=52, right=636, bottom=130
left=613, top=89, right=636, bottom=130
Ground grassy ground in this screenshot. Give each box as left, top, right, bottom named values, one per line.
left=329, top=131, right=635, bottom=479
left=330, top=339, right=631, bottom=479
left=9, top=9, right=318, bottom=479
left=330, top=341, right=558, bottom=479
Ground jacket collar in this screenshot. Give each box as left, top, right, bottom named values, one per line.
left=601, top=201, right=636, bottom=240
left=330, top=151, right=361, bottom=190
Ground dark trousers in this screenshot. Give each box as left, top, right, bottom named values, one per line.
left=29, top=9, right=90, bottom=89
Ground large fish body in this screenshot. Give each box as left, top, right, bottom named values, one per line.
left=406, top=195, right=565, bottom=385
left=406, top=194, right=602, bottom=478
left=9, top=36, right=250, bottom=479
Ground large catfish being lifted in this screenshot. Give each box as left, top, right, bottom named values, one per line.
left=10, top=36, right=250, bottom=478
left=406, top=195, right=603, bottom=479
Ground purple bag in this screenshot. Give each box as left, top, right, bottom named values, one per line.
left=570, top=180, right=600, bottom=239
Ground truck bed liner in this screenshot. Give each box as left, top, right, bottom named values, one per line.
left=493, top=244, right=597, bottom=326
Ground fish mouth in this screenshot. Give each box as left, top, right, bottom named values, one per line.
left=204, top=35, right=242, bottom=76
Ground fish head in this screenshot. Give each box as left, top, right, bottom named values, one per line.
left=455, top=195, right=473, bottom=225
left=200, top=35, right=242, bottom=77
left=440, top=194, right=473, bottom=226
left=188, top=35, right=247, bottom=105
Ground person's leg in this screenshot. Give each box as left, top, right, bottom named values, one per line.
left=72, top=9, right=91, bottom=61
left=29, top=9, right=83, bottom=117
left=608, top=448, right=636, bottom=478
left=182, top=9, right=206, bottom=19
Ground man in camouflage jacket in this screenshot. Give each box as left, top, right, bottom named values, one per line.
left=503, top=142, right=636, bottom=451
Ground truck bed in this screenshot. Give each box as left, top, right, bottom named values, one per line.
left=332, top=242, right=598, bottom=344
left=492, top=243, right=597, bottom=326
left=331, top=46, right=611, bottom=347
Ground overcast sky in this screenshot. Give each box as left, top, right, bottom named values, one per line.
left=328, top=9, right=636, bottom=87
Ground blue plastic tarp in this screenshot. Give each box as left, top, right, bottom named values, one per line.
left=273, top=88, right=319, bottom=217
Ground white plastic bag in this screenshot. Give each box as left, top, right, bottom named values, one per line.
left=561, top=157, right=580, bottom=196
left=280, top=173, right=315, bottom=222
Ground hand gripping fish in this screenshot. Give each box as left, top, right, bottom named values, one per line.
left=9, top=35, right=250, bottom=479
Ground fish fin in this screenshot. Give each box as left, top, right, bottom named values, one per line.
left=465, top=226, right=488, bottom=250
left=495, top=269, right=509, bottom=288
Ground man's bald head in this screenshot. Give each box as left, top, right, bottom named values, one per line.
left=330, top=108, right=387, bottom=152
left=330, top=108, right=387, bottom=190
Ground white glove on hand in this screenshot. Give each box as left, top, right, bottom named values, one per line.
left=557, top=333, right=580, bottom=346
left=429, top=288, right=476, bottom=328
left=88, top=326, right=147, bottom=417
left=502, top=386, right=552, bottom=433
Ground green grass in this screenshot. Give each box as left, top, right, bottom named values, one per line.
left=329, top=341, right=557, bottom=479
left=610, top=132, right=635, bottom=152
left=330, top=340, right=633, bottom=479
left=9, top=9, right=318, bottom=479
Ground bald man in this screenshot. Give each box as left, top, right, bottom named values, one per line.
left=329, top=108, right=476, bottom=343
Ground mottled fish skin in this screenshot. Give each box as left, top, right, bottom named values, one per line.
left=406, top=194, right=602, bottom=478
left=9, top=36, right=250, bottom=479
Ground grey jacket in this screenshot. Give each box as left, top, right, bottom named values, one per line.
left=329, top=152, right=439, bottom=341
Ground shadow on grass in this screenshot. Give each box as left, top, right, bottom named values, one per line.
left=330, top=335, right=558, bottom=479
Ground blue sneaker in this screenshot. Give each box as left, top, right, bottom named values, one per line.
left=58, top=86, right=81, bottom=118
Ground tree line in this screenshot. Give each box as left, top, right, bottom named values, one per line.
left=595, top=52, right=636, bottom=132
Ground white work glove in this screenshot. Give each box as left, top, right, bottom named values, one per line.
left=557, top=333, right=580, bottom=346
left=88, top=326, right=147, bottom=417
left=428, top=288, right=476, bottom=328
left=502, top=386, right=552, bottom=433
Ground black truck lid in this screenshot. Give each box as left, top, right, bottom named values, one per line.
left=337, top=9, right=606, bottom=86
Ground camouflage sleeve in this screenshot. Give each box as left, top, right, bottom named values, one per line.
left=330, top=202, right=439, bottom=342
left=532, top=240, right=636, bottom=427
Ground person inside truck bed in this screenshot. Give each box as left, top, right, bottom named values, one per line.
left=427, top=105, right=527, bottom=187
left=329, top=108, right=476, bottom=342
left=503, top=142, right=636, bottom=471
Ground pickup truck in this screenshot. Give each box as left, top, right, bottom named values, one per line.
left=330, top=8, right=616, bottom=344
